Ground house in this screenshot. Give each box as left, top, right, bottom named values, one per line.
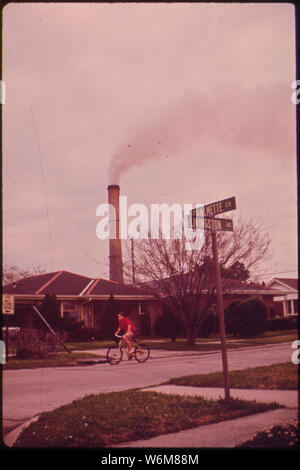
left=2, top=270, right=158, bottom=333
left=3, top=270, right=287, bottom=336
left=142, top=273, right=285, bottom=321
left=266, top=278, right=298, bottom=317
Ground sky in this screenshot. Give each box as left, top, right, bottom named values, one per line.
left=2, top=2, right=297, bottom=283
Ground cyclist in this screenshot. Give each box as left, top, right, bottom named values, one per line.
left=115, top=312, right=137, bottom=358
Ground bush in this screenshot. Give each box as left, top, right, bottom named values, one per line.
left=266, top=317, right=298, bottom=331
left=62, top=322, right=103, bottom=342
left=225, top=301, right=242, bottom=337
left=233, top=298, right=267, bottom=338
left=199, top=311, right=218, bottom=337
left=225, top=298, right=268, bottom=338
left=139, top=313, right=151, bottom=336
left=34, top=294, right=61, bottom=332
left=15, top=328, right=66, bottom=358
left=155, top=308, right=182, bottom=341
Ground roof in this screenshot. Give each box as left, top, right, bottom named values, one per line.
left=141, top=273, right=279, bottom=296
left=3, top=270, right=151, bottom=298
left=270, top=278, right=298, bottom=291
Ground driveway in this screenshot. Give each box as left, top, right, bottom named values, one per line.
left=2, top=342, right=295, bottom=441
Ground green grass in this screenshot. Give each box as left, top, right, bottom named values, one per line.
left=66, top=330, right=298, bottom=351
left=14, top=390, right=280, bottom=448
left=165, top=362, right=299, bottom=390
left=3, top=352, right=103, bottom=370
left=3, top=329, right=297, bottom=369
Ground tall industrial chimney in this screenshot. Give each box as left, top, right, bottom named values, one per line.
left=107, top=184, right=124, bottom=284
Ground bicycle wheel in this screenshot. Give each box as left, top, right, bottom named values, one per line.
left=106, top=347, right=123, bottom=365
left=134, top=343, right=150, bottom=362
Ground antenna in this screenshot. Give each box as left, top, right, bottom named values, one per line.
left=30, top=107, right=54, bottom=269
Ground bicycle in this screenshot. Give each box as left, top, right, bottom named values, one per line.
left=106, top=334, right=150, bottom=365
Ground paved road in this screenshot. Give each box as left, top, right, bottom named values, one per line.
left=2, top=342, right=295, bottom=440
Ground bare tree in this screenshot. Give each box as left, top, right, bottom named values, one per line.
left=123, top=218, right=271, bottom=345
left=2, top=263, right=46, bottom=286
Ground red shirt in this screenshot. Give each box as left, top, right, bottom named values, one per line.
left=118, top=317, right=136, bottom=333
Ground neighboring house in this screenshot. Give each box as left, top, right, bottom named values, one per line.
left=143, top=274, right=284, bottom=321
left=220, top=278, right=284, bottom=318
left=2, top=270, right=157, bottom=333
left=266, top=278, right=298, bottom=317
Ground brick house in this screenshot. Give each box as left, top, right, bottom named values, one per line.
left=266, top=278, right=298, bottom=317
left=2, top=270, right=157, bottom=334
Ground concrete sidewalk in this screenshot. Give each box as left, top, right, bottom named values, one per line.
left=113, top=386, right=298, bottom=448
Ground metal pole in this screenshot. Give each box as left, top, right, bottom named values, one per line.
left=33, top=306, right=56, bottom=335
left=211, top=230, right=230, bottom=399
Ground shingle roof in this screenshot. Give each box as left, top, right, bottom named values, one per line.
left=141, top=273, right=276, bottom=296
left=3, top=270, right=151, bottom=297
left=3, top=271, right=62, bottom=295
left=272, top=278, right=298, bottom=290
left=88, top=278, right=150, bottom=296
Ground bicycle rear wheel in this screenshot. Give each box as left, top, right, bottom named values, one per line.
left=107, top=347, right=122, bottom=365
left=134, top=343, right=150, bottom=362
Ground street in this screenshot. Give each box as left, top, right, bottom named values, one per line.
left=2, top=342, right=295, bottom=441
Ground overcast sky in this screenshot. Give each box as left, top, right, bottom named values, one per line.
left=3, top=3, right=297, bottom=282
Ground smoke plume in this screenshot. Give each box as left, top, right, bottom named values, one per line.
left=108, top=85, right=294, bottom=184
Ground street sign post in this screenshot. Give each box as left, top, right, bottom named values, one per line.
left=190, top=196, right=237, bottom=400
left=2, top=295, right=15, bottom=362
left=211, top=231, right=230, bottom=399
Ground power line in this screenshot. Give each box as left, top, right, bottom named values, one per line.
left=256, top=269, right=298, bottom=277
left=30, top=107, right=54, bottom=269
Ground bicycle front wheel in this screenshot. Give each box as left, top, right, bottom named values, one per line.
left=106, top=347, right=123, bottom=365
left=134, top=343, right=150, bottom=362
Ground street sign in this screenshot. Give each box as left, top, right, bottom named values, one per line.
left=2, top=295, right=14, bottom=315
left=191, top=216, right=233, bottom=231
left=191, top=196, right=236, bottom=219
left=204, top=196, right=236, bottom=217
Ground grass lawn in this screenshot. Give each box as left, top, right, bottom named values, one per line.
left=165, top=362, right=299, bottom=390
left=67, top=329, right=298, bottom=352
left=3, top=351, right=103, bottom=370
left=13, top=390, right=280, bottom=448
left=3, top=329, right=297, bottom=369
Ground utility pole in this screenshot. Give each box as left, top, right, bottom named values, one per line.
left=211, top=230, right=230, bottom=399
left=131, top=238, right=135, bottom=283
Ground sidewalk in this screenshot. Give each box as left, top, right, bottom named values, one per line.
left=113, top=386, right=298, bottom=448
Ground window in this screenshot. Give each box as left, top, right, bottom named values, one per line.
left=293, top=299, right=298, bottom=314
left=62, top=303, right=78, bottom=320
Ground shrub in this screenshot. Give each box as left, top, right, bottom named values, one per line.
left=266, top=317, right=298, bottom=331
left=225, top=301, right=242, bottom=337
left=15, top=328, right=66, bottom=358
left=62, top=322, right=103, bottom=342
left=155, top=308, right=182, bottom=341
left=233, top=298, right=267, bottom=338
left=97, top=295, right=120, bottom=339
left=35, top=294, right=61, bottom=331
left=199, top=311, right=218, bottom=337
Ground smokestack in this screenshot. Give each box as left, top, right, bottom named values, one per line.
left=107, top=184, right=124, bottom=284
